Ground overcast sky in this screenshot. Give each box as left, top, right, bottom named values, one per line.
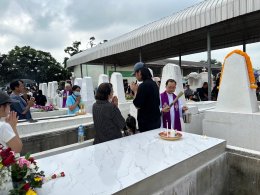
left=1, top=0, right=260, bottom=68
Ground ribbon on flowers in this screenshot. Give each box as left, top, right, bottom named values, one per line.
left=44, top=172, right=65, bottom=183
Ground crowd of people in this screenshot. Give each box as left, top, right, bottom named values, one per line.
left=2, top=62, right=260, bottom=153
left=92, top=62, right=189, bottom=144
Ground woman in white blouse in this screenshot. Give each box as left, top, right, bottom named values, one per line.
left=0, top=91, right=22, bottom=153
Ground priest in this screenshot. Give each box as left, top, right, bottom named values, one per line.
left=160, top=79, right=188, bottom=131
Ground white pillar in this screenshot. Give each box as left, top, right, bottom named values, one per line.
left=98, top=74, right=109, bottom=86
left=216, top=52, right=259, bottom=113
left=160, top=63, right=185, bottom=103
left=51, top=81, right=58, bottom=99
left=47, top=82, right=53, bottom=98
left=39, top=83, right=43, bottom=91
left=41, top=83, right=48, bottom=96
left=74, top=78, right=82, bottom=88
left=81, top=77, right=95, bottom=113
left=110, top=72, right=126, bottom=104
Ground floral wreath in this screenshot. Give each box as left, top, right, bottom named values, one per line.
left=219, top=50, right=257, bottom=89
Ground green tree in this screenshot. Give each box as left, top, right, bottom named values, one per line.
left=200, top=59, right=222, bottom=66
left=0, top=46, right=71, bottom=85
left=64, top=41, right=82, bottom=57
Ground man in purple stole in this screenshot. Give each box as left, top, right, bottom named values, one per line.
left=160, top=79, right=188, bottom=131
left=62, top=83, right=72, bottom=108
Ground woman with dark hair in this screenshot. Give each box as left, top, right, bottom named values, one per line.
left=66, top=85, right=82, bottom=115
left=93, top=83, right=125, bottom=144
left=0, top=91, right=23, bottom=153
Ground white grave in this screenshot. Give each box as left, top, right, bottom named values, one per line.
left=39, top=83, right=43, bottom=91
left=98, top=74, right=109, bottom=86
left=148, top=68, right=154, bottom=77
left=110, top=72, right=126, bottom=103
left=51, top=81, right=58, bottom=99
left=41, top=83, right=48, bottom=96
left=81, top=77, right=95, bottom=113
left=47, top=82, right=53, bottom=98
left=186, top=72, right=201, bottom=91
left=74, top=78, right=82, bottom=88
left=203, top=51, right=260, bottom=151
left=53, top=94, right=63, bottom=108
left=186, top=71, right=213, bottom=91
left=160, top=63, right=185, bottom=103
left=200, top=71, right=213, bottom=90
left=216, top=53, right=258, bottom=113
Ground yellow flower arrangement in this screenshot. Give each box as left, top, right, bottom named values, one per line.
left=219, top=50, right=257, bottom=89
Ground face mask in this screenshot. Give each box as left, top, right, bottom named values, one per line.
left=73, top=91, right=81, bottom=97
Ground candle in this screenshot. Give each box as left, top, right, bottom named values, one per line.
left=166, top=120, right=169, bottom=137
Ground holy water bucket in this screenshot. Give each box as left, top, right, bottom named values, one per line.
left=183, top=112, right=192, bottom=123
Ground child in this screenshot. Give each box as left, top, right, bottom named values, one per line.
left=123, top=114, right=138, bottom=136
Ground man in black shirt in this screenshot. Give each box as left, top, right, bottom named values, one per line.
left=130, top=62, right=161, bottom=132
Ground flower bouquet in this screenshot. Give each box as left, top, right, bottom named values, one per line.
left=0, top=145, right=65, bottom=195
left=33, top=104, right=55, bottom=112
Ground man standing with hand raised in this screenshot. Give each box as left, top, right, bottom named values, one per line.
left=130, top=62, right=161, bottom=132
left=10, top=80, right=35, bottom=121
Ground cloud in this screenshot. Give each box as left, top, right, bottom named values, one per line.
left=2, top=0, right=259, bottom=69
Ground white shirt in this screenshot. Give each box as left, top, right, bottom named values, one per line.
left=160, top=93, right=183, bottom=129
left=0, top=121, right=15, bottom=148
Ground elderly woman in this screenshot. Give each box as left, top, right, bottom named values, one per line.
left=93, top=83, right=125, bottom=144
left=0, top=91, right=23, bottom=153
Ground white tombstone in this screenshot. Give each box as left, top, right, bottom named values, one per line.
left=98, top=74, right=109, bottom=86
left=41, top=83, right=48, bottom=96
left=74, top=78, right=82, bottom=88
left=148, top=68, right=154, bottom=77
left=199, top=72, right=213, bottom=90
left=186, top=72, right=213, bottom=91
left=110, top=72, right=126, bottom=103
left=160, top=63, right=185, bottom=103
left=39, top=83, right=43, bottom=91
left=203, top=51, right=260, bottom=151
left=216, top=53, right=259, bottom=113
left=187, top=72, right=202, bottom=91
left=51, top=81, right=58, bottom=99
left=81, top=77, right=95, bottom=113
left=47, top=82, right=53, bottom=98
left=54, top=95, right=63, bottom=108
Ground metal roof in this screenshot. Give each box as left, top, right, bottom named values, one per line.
left=146, top=59, right=221, bottom=69
left=67, top=0, right=260, bottom=67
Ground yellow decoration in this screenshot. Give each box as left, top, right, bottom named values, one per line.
left=219, top=50, right=257, bottom=89
left=0, top=162, right=3, bottom=169
left=26, top=189, right=37, bottom=195
left=34, top=177, right=42, bottom=182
